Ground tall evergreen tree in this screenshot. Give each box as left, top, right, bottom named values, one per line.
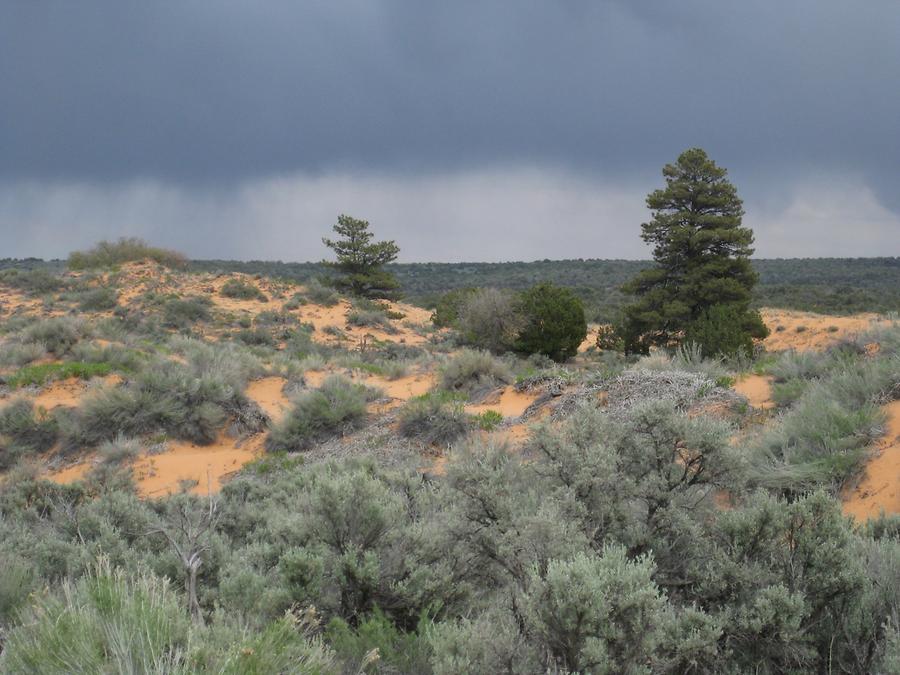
left=621, top=148, right=768, bottom=354
left=322, top=214, right=401, bottom=299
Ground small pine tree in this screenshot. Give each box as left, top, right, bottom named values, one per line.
left=621, top=148, right=768, bottom=354
left=515, top=282, right=587, bottom=362
left=322, top=215, right=401, bottom=299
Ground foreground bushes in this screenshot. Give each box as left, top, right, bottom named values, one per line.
left=0, top=562, right=336, bottom=674
left=0, top=406, right=897, bottom=673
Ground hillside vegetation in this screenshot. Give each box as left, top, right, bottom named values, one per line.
left=0, top=256, right=898, bottom=672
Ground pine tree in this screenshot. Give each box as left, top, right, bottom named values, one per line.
left=322, top=214, right=401, bottom=299
left=621, top=148, right=768, bottom=355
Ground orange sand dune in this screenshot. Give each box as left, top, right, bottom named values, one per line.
left=761, top=309, right=879, bottom=352
left=842, top=400, right=900, bottom=521
left=732, top=375, right=774, bottom=410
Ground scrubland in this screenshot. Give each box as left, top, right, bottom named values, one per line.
left=0, top=258, right=898, bottom=672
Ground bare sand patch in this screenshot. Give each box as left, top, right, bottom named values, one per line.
left=842, top=400, right=900, bottom=521
left=368, top=372, right=435, bottom=402
left=466, top=386, right=538, bottom=419
left=132, top=434, right=264, bottom=498
left=48, top=456, right=95, bottom=485
left=761, top=309, right=879, bottom=352
left=732, top=374, right=774, bottom=410
left=245, top=376, right=290, bottom=423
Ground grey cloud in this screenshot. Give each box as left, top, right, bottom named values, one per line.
left=1, top=1, right=898, bottom=259
left=2, top=170, right=897, bottom=262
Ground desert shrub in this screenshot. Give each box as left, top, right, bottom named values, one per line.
left=266, top=376, right=369, bottom=452
left=515, top=282, right=587, bottom=362
left=796, top=324, right=808, bottom=333
left=398, top=392, right=471, bottom=445
left=76, top=286, right=119, bottom=311
left=0, top=268, right=66, bottom=294
left=97, top=434, right=142, bottom=466
left=684, top=302, right=765, bottom=358
left=0, top=561, right=191, bottom=672
left=282, top=293, right=307, bottom=310
left=346, top=307, right=394, bottom=332
left=473, top=409, right=503, bottom=431
left=0, top=399, right=58, bottom=466
left=669, top=342, right=731, bottom=381
left=752, top=366, right=890, bottom=490
left=22, top=317, right=84, bottom=355
left=70, top=341, right=143, bottom=372
left=233, top=327, right=276, bottom=347
left=65, top=355, right=252, bottom=448
left=430, top=287, right=477, bottom=328
left=770, top=349, right=829, bottom=382
left=68, top=237, right=187, bottom=270
left=221, top=278, right=268, bottom=302
left=162, top=295, right=212, bottom=329
left=254, top=310, right=297, bottom=328
left=771, top=378, right=809, bottom=407
left=301, top=278, right=341, bottom=306
left=630, top=343, right=730, bottom=383
left=0, top=341, right=46, bottom=367
left=5, top=360, right=113, bottom=388
left=327, top=608, right=431, bottom=674
left=521, top=547, right=669, bottom=674
left=439, top=349, right=513, bottom=398
left=457, top=287, right=525, bottom=354
left=0, top=554, right=37, bottom=631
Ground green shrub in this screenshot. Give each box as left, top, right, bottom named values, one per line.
left=76, top=286, right=119, bottom=311
left=771, top=378, right=808, bottom=407
left=346, top=307, right=395, bottom=332
left=22, top=317, right=83, bottom=355
left=266, top=376, right=369, bottom=452
left=0, top=268, right=65, bottom=294
left=439, top=349, right=513, bottom=397
left=68, top=237, right=187, bottom=270
left=0, top=399, right=58, bottom=465
left=162, top=295, right=212, bottom=329
left=521, top=547, right=668, bottom=674
left=221, top=278, right=268, bottom=302
left=398, top=392, right=471, bottom=445
left=233, top=327, right=276, bottom=347
left=65, top=357, right=248, bottom=448
left=457, top=287, right=525, bottom=353
left=473, top=409, right=503, bottom=431
left=770, top=349, right=829, bottom=382
left=326, top=607, right=430, bottom=674
left=302, top=278, right=341, bottom=306
left=514, top=282, right=587, bottom=362
left=0, top=341, right=46, bottom=367
left=6, top=360, right=113, bottom=387
left=430, top=287, right=477, bottom=328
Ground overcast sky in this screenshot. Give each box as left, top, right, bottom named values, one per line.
left=2, top=1, right=898, bottom=261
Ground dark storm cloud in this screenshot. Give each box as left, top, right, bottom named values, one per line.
left=1, top=1, right=898, bottom=260
left=3, top=1, right=899, bottom=183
